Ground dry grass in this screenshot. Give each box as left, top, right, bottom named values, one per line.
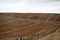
left=0, top=13, right=60, bottom=40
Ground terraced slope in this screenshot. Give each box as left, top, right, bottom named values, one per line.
left=0, top=13, right=60, bottom=40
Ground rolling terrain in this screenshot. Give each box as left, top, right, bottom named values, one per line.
left=0, top=13, right=60, bottom=40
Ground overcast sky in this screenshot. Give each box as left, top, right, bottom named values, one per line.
left=0, top=0, right=60, bottom=13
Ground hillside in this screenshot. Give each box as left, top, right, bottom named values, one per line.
left=0, top=13, right=60, bottom=40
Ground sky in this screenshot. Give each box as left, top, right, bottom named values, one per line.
left=0, top=0, right=60, bottom=13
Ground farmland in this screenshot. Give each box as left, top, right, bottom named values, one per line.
left=0, top=13, right=60, bottom=40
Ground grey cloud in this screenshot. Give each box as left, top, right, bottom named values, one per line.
left=0, top=0, right=60, bottom=3
left=43, top=0, right=60, bottom=2
left=26, top=0, right=60, bottom=3
left=0, top=0, right=22, bottom=3
left=0, top=0, right=60, bottom=13
left=55, top=8, right=60, bottom=12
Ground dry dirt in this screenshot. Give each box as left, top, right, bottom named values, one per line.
left=0, top=13, right=60, bottom=40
